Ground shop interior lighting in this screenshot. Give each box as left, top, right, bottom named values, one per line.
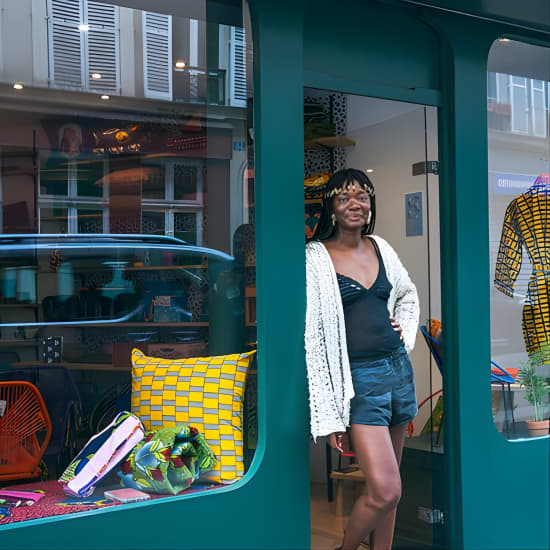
left=175, top=60, right=186, bottom=69
left=100, top=94, right=110, bottom=100
left=13, top=83, right=24, bottom=90
left=91, top=73, right=102, bottom=80
left=499, top=38, right=510, bottom=42
left=78, top=24, right=90, bottom=31
left=366, top=169, right=374, bottom=173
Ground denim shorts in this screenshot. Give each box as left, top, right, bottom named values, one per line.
left=349, top=347, right=418, bottom=426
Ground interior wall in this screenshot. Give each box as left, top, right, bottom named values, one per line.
left=345, top=101, right=442, bottom=433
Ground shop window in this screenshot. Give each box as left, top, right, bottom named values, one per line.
left=0, top=0, right=255, bottom=525
left=488, top=39, right=550, bottom=440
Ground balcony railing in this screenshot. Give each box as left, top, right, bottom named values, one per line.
left=173, top=66, right=226, bottom=106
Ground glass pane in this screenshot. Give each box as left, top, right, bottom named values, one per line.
left=488, top=39, right=550, bottom=440
left=40, top=206, right=68, bottom=233
left=77, top=209, right=103, bottom=233
left=141, top=211, right=165, bottom=235
left=40, top=154, right=69, bottom=196
left=174, top=212, right=198, bottom=244
left=305, top=89, right=442, bottom=549
left=174, top=165, right=199, bottom=201
left=76, top=157, right=104, bottom=197
left=0, top=0, right=255, bottom=523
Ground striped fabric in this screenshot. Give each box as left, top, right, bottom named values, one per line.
left=131, top=348, right=255, bottom=483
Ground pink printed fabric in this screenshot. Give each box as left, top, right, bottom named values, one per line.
left=0, top=480, right=224, bottom=524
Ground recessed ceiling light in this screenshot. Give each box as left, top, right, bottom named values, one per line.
left=100, top=94, right=110, bottom=100
left=78, top=24, right=90, bottom=31
left=91, top=72, right=102, bottom=80
left=366, top=169, right=374, bottom=173
left=499, top=38, right=510, bottom=42
left=13, top=83, right=24, bottom=90
left=175, top=60, right=186, bottom=69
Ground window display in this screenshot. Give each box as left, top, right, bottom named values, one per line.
left=488, top=39, right=550, bottom=439
left=0, top=0, right=255, bottom=525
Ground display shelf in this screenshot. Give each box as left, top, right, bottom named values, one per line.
left=14, top=360, right=128, bottom=372
left=124, top=264, right=208, bottom=271
left=304, top=136, right=356, bottom=150
left=0, top=303, right=40, bottom=308
left=29, top=321, right=210, bottom=328
left=0, top=339, right=39, bottom=347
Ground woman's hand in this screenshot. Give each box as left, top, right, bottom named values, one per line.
left=391, top=317, right=404, bottom=344
left=328, top=432, right=350, bottom=453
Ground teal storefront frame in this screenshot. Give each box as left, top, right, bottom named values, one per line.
left=2, top=1, right=550, bottom=549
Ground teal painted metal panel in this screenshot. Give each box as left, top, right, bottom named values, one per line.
left=0, top=1, right=311, bottom=549
left=303, top=0, right=440, bottom=96
left=402, top=0, right=550, bottom=35
left=427, top=9, right=550, bottom=550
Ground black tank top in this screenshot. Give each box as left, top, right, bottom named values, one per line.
left=337, top=238, right=402, bottom=360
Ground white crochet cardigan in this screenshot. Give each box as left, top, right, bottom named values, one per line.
left=305, top=236, right=420, bottom=440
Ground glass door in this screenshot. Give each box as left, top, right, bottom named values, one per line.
left=305, top=88, right=443, bottom=550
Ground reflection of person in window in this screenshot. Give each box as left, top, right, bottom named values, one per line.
left=58, top=124, right=82, bottom=157
left=305, top=169, right=419, bottom=550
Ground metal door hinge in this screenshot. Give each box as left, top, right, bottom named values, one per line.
left=418, top=506, right=444, bottom=525
left=412, top=161, right=439, bottom=176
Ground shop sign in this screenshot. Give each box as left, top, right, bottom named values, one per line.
left=489, top=171, right=537, bottom=194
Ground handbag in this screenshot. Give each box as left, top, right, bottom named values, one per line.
left=59, top=411, right=144, bottom=498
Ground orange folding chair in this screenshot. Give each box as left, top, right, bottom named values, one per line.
left=0, top=381, right=52, bottom=481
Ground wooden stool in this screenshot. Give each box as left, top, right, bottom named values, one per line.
left=330, top=466, right=366, bottom=517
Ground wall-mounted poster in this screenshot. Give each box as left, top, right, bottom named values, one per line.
left=405, top=192, right=423, bottom=237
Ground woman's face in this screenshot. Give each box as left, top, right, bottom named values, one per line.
left=331, top=181, right=371, bottom=231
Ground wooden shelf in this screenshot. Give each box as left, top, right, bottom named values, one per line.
left=304, top=136, right=356, bottom=150
left=36, top=321, right=210, bottom=328
left=124, top=264, right=207, bottom=271
left=0, top=303, right=39, bottom=308
left=14, top=360, right=128, bottom=372
left=0, top=340, right=39, bottom=347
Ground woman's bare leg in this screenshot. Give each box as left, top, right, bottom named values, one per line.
left=340, top=425, right=402, bottom=550
left=370, top=422, right=409, bottom=550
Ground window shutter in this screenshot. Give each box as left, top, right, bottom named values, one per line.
left=85, top=1, right=120, bottom=94
left=142, top=12, right=172, bottom=100
left=48, top=0, right=85, bottom=89
left=229, top=26, right=246, bottom=108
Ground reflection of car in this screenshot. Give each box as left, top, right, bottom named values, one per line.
left=0, top=234, right=236, bottom=327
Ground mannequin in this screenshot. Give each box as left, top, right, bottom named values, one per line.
left=495, top=174, right=550, bottom=363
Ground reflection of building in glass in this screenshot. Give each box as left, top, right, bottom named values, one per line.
left=0, top=1, right=251, bottom=243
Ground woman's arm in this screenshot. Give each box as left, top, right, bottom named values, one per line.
left=379, top=240, right=420, bottom=352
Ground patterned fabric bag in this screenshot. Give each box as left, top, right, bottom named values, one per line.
left=118, top=425, right=217, bottom=495
left=59, top=411, right=145, bottom=498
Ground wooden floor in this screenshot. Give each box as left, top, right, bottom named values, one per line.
left=310, top=482, right=346, bottom=550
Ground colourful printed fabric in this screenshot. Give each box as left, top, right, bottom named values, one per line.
left=118, top=425, right=217, bottom=495
left=495, top=175, right=550, bottom=360
left=58, top=411, right=145, bottom=498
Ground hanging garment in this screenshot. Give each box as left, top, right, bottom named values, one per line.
left=494, top=174, right=550, bottom=362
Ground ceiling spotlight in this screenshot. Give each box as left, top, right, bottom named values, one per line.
left=78, top=24, right=90, bottom=31
left=91, top=72, right=102, bottom=80
left=13, top=83, right=24, bottom=90
left=175, top=60, right=186, bottom=69
left=499, top=38, right=510, bottom=42
left=366, top=169, right=374, bottom=173
left=100, top=94, right=110, bottom=100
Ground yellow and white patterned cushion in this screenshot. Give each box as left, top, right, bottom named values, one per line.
left=131, top=348, right=255, bottom=483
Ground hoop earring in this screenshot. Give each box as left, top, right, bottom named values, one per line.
left=367, top=211, right=372, bottom=224
left=331, top=213, right=336, bottom=226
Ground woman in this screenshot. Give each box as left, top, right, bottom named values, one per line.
left=305, top=168, right=419, bottom=550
